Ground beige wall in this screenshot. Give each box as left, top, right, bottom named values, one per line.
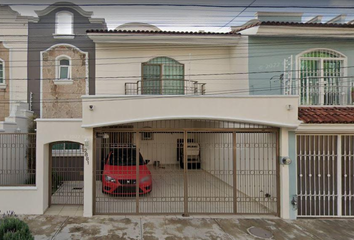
left=82, top=95, right=300, bottom=128
left=0, top=42, right=10, bottom=121
left=0, top=6, right=29, bottom=118
left=41, top=45, right=87, bottom=118
left=95, top=44, right=248, bottom=95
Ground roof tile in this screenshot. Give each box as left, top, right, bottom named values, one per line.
left=299, top=107, right=354, bottom=124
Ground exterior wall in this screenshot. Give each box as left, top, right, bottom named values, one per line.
left=0, top=6, right=29, bottom=121
left=28, top=5, right=106, bottom=117
left=41, top=45, right=87, bottom=118
left=95, top=44, right=249, bottom=95
left=0, top=42, right=10, bottom=121
left=248, top=36, right=354, bottom=95
left=0, top=120, right=94, bottom=216
left=82, top=95, right=300, bottom=128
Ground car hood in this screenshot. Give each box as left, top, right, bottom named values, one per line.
left=103, top=165, right=151, bottom=179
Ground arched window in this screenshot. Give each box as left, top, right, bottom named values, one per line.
left=57, top=56, right=71, bottom=80
left=142, top=57, right=184, bottom=95
left=298, top=49, right=347, bottom=105
left=55, top=11, right=73, bottom=35
left=0, top=59, right=4, bottom=84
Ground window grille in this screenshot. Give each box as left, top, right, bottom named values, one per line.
left=298, top=49, right=350, bottom=105
left=142, top=57, right=185, bottom=95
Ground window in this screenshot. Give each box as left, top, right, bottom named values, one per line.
left=52, top=142, right=83, bottom=157
left=55, top=11, right=73, bottom=35
left=0, top=59, right=3, bottom=84
left=57, top=57, right=71, bottom=80
left=52, top=142, right=81, bottom=150
left=142, top=57, right=184, bottom=95
left=298, top=49, right=348, bottom=105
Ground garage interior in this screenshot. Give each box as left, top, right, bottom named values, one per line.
left=93, top=119, right=279, bottom=216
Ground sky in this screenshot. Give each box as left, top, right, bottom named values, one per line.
left=1, top=0, right=354, bottom=32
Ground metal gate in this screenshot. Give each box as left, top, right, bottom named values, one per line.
left=50, top=142, right=84, bottom=205
left=297, top=135, right=354, bottom=217
left=94, top=126, right=278, bottom=216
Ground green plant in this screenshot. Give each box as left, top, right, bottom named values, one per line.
left=0, top=212, right=33, bottom=240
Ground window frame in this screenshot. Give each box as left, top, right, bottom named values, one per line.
left=54, top=11, right=74, bottom=38
left=0, top=58, right=5, bottom=86
left=296, top=48, right=348, bottom=106
left=141, top=57, right=185, bottom=95
left=55, top=55, right=72, bottom=85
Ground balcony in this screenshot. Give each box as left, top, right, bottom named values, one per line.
left=287, top=76, right=354, bottom=106
left=125, top=80, right=206, bottom=95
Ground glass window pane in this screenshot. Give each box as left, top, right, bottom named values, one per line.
left=56, top=12, right=73, bottom=35
left=60, top=59, right=69, bottom=65
left=60, top=66, right=69, bottom=79
left=52, top=143, right=65, bottom=150
left=0, top=63, right=3, bottom=83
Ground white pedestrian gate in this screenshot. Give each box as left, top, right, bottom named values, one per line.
left=297, top=135, right=354, bottom=217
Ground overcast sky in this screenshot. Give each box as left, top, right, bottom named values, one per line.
left=1, top=0, right=354, bottom=32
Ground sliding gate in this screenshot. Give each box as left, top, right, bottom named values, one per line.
left=94, top=127, right=278, bottom=215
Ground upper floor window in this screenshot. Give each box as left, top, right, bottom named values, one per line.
left=55, top=11, right=73, bottom=35
left=297, top=49, right=351, bottom=105
left=57, top=57, right=71, bottom=80
left=0, top=59, right=4, bottom=84
left=142, top=57, right=184, bottom=95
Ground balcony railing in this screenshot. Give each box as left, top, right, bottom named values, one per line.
left=288, top=77, right=354, bottom=106
left=125, top=80, right=206, bottom=95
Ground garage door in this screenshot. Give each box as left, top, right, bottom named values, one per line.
left=94, top=129, right=278, bottom=215
left=297, top=135, right=354, bottom=217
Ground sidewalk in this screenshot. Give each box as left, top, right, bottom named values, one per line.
left=20, top=214, right=354, bottom=240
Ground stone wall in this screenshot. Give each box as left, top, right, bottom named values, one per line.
left=42, top=45, right=87, bottom=118
left=0, top=42, right=10, bottom=121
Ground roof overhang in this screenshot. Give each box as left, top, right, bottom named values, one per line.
left=237, top=24, right=354, bottom=38
left=87, top=33, right=240, bottom=45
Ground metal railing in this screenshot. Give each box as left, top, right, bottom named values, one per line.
left=294, top=77, right=354, bottom=106
left=125, top=80, right=206, bottom=95
left=0, top=133, right=36, bottom=186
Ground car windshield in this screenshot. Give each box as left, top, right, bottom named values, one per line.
left=107, top=148, right=145, bottom=166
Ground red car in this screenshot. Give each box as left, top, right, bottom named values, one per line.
left=102, top=146, right=152, bottom=195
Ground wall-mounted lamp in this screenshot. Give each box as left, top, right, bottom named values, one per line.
left=89, top=105, right=94, bottom=111
left=281, top=156, right=292, bottom=165
left=291, top=195, right=298, bottom=210
left=84, top=139, right=89, bottom=147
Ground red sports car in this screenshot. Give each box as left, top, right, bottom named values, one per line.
left=102, top=147, right=152, bottom=195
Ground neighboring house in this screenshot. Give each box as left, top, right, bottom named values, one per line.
left=0, top=6, right=34, bottom=133
left=1, top=5, right=353, bottom=221
left=27, top=2, right=106, bottom=118
left=234, top=12, right=354, bottom=218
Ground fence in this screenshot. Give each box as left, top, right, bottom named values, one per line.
left=0, top=133, right=36, bottom=186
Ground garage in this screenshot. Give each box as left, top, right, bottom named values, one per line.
left=93, top=120, right=279, bottom=216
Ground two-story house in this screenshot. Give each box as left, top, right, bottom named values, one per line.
left=235, top=12, right=354, bottom=218
left=1, top=3, right=353, bottom=221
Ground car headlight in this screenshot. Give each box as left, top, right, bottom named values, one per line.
left=140, top=176, right=151, bottom=183
left=105, top=175, right=116, bottom=183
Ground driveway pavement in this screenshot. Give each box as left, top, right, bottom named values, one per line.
left=20, top=215, right=354, bottom=240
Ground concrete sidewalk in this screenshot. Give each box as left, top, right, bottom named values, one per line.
left=20, top=215, right=354, bottom=240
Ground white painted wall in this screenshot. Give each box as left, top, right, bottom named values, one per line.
left=95, top=44, right=248, bottom=95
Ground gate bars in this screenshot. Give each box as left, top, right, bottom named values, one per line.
left=93, top=128, right=279, bottom=216
left=297, top=135, right=354, bottom=217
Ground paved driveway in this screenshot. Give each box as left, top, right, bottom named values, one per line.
left=21, top=215, right=354, bottom=240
